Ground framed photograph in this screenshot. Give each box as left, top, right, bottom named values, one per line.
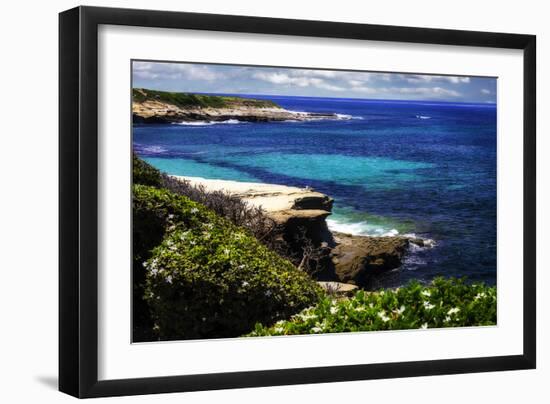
left=59, top=6, right=536, bottom=398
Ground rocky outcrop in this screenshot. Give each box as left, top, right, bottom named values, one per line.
left=171, top=176, right=432, bottom=288
left=330, top=232, right=410, bottom=285
left=133, top=88, right=342, bottom=124
left=175, top=177, right=334, bottom=245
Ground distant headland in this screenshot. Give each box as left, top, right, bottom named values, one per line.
left=132, top=88, right=346, bottom=124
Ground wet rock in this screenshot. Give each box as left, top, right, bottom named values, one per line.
left=330, top=232, right=410, bottom=285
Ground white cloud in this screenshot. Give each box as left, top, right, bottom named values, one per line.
left=350, top=85, right=379, bottom=94
left=293, top=70, right=338, bottom=79
left=252, top=71, right=344, bottom=91
left=390, top=86, right=461, bottom=97
left=401, top=74, right=469, bottom=84
left=447, top=76, right=470, bottom=84
left=133, top=62, right=224, bottom=81
left=133, top=62, right=486, bottom=101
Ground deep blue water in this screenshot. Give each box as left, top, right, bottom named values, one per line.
left=133, top=94, right=497, bottom=287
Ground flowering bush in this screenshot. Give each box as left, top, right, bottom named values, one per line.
left=134, top=185, right=323, bottom=340
left=247, top=277, right=496, bottom=336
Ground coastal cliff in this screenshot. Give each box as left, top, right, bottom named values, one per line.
left=172, top=176, right=428, bottom=286
left=133, top=88, right=343, bottom=123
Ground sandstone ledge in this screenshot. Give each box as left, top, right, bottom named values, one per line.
left=133, top=100, right=341, bottom=124
left=172, top=176, right=431, bottom=287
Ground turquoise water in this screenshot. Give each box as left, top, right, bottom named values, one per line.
left=134, top=94, right=497, bottom=286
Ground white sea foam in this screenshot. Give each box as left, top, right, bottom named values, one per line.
left=415, top=115, right=432, bottom=119
left=283, top=111, right=362, bottom=121
left=174, top=119, right=243, bottom=126
left=335, top=113, right=353, bottom=120
left=327, top=220, right=437, bottom=250
left=139, top=145, right=167, bottom=154
left=327, top=219, right=399, bottom=237
left=403, top=255, right=427, bottom=270
left=403, top=233, right=437, bottom=248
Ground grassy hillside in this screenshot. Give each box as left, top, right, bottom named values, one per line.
left=133, top=88, right=279, bottom=109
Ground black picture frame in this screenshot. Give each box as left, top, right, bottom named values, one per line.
left=59, top=5, right=536, bottom=398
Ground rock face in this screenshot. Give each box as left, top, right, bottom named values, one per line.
left=330, top=232, right=410, bottom=285
left=171, top=176, right=428, bottom=287
left=133, top=88, right=342, bottom=124
left=175, top=177, right=334, bottom=245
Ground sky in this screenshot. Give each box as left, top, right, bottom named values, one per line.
left=132, top=61, right=497, bottom=104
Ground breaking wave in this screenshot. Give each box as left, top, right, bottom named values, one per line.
left=173, top=119, right=243, bottom=126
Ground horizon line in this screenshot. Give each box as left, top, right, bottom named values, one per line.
left=133, top=87, right=497, bottom=106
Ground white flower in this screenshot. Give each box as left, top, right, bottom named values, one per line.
left=394, top=305, right=406, bottom=315
left=241, top=281, right=249, bottom=287
left=447, top=307, right=460, bottom=316
left=238, top=264, right=246, bottom=269
left=423, top=301, right=435, bottom=310
left=223, top=248, right=230, bottom=255
left=165, top=275, right=173, bottom=284
left=354, top=306, right=366, bottom=312
left=190, top=207, right=199, bottom=214
left=330, top=306, right=338, bottom=315
left=474, top=292, right=486, bottom=300
left=444, top=316, right=451, bottom=323
left=311, top=326, right=323, bottom=333
left=151, top=267, right=158, bottom=276
left=377, top=311, right=390, bottom=322
left=369, top=303, right=374, bottom=308
left=420, top=323, right=428, bottom=329
left=264, top=290, right=272, bottom=297
left=190, top=240, right=196, bottom=246
left=421, top=290, right=431, bottom=297
left=167, top=214, right=175, bottom=220
left=274, top=326, right=284, bottom=333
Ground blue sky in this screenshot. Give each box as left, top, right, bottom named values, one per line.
left=132, top=61, right=497, bottom=104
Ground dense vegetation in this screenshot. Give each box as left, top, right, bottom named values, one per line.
left=133, top=176, right=322, bottom=340
left=132, top=153, right=313, bottom=270
left=133, top=88, right=279, bottom=109
left=132, top=155, right=497, bottom=341
left=248, top=277, right=496, bottom=336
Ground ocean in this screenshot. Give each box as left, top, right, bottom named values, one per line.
left=133, top=94, right=497, bottom=287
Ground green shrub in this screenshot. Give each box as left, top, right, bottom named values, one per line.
left=135, top=185, right=323, bottom=340
left=133, top=88, right=278, bottom=109
left=132, top=171, right=166, bottom=341
left=247, top=277, right=496, bottom=336
left=133, top=153, right=162, bottom=187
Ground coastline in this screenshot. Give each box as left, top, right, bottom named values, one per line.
left=133, top=88, right=345, bottom=124
left=173, top=176, right=431, bottom=241
left=172, top=175, right=434, bottom=287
